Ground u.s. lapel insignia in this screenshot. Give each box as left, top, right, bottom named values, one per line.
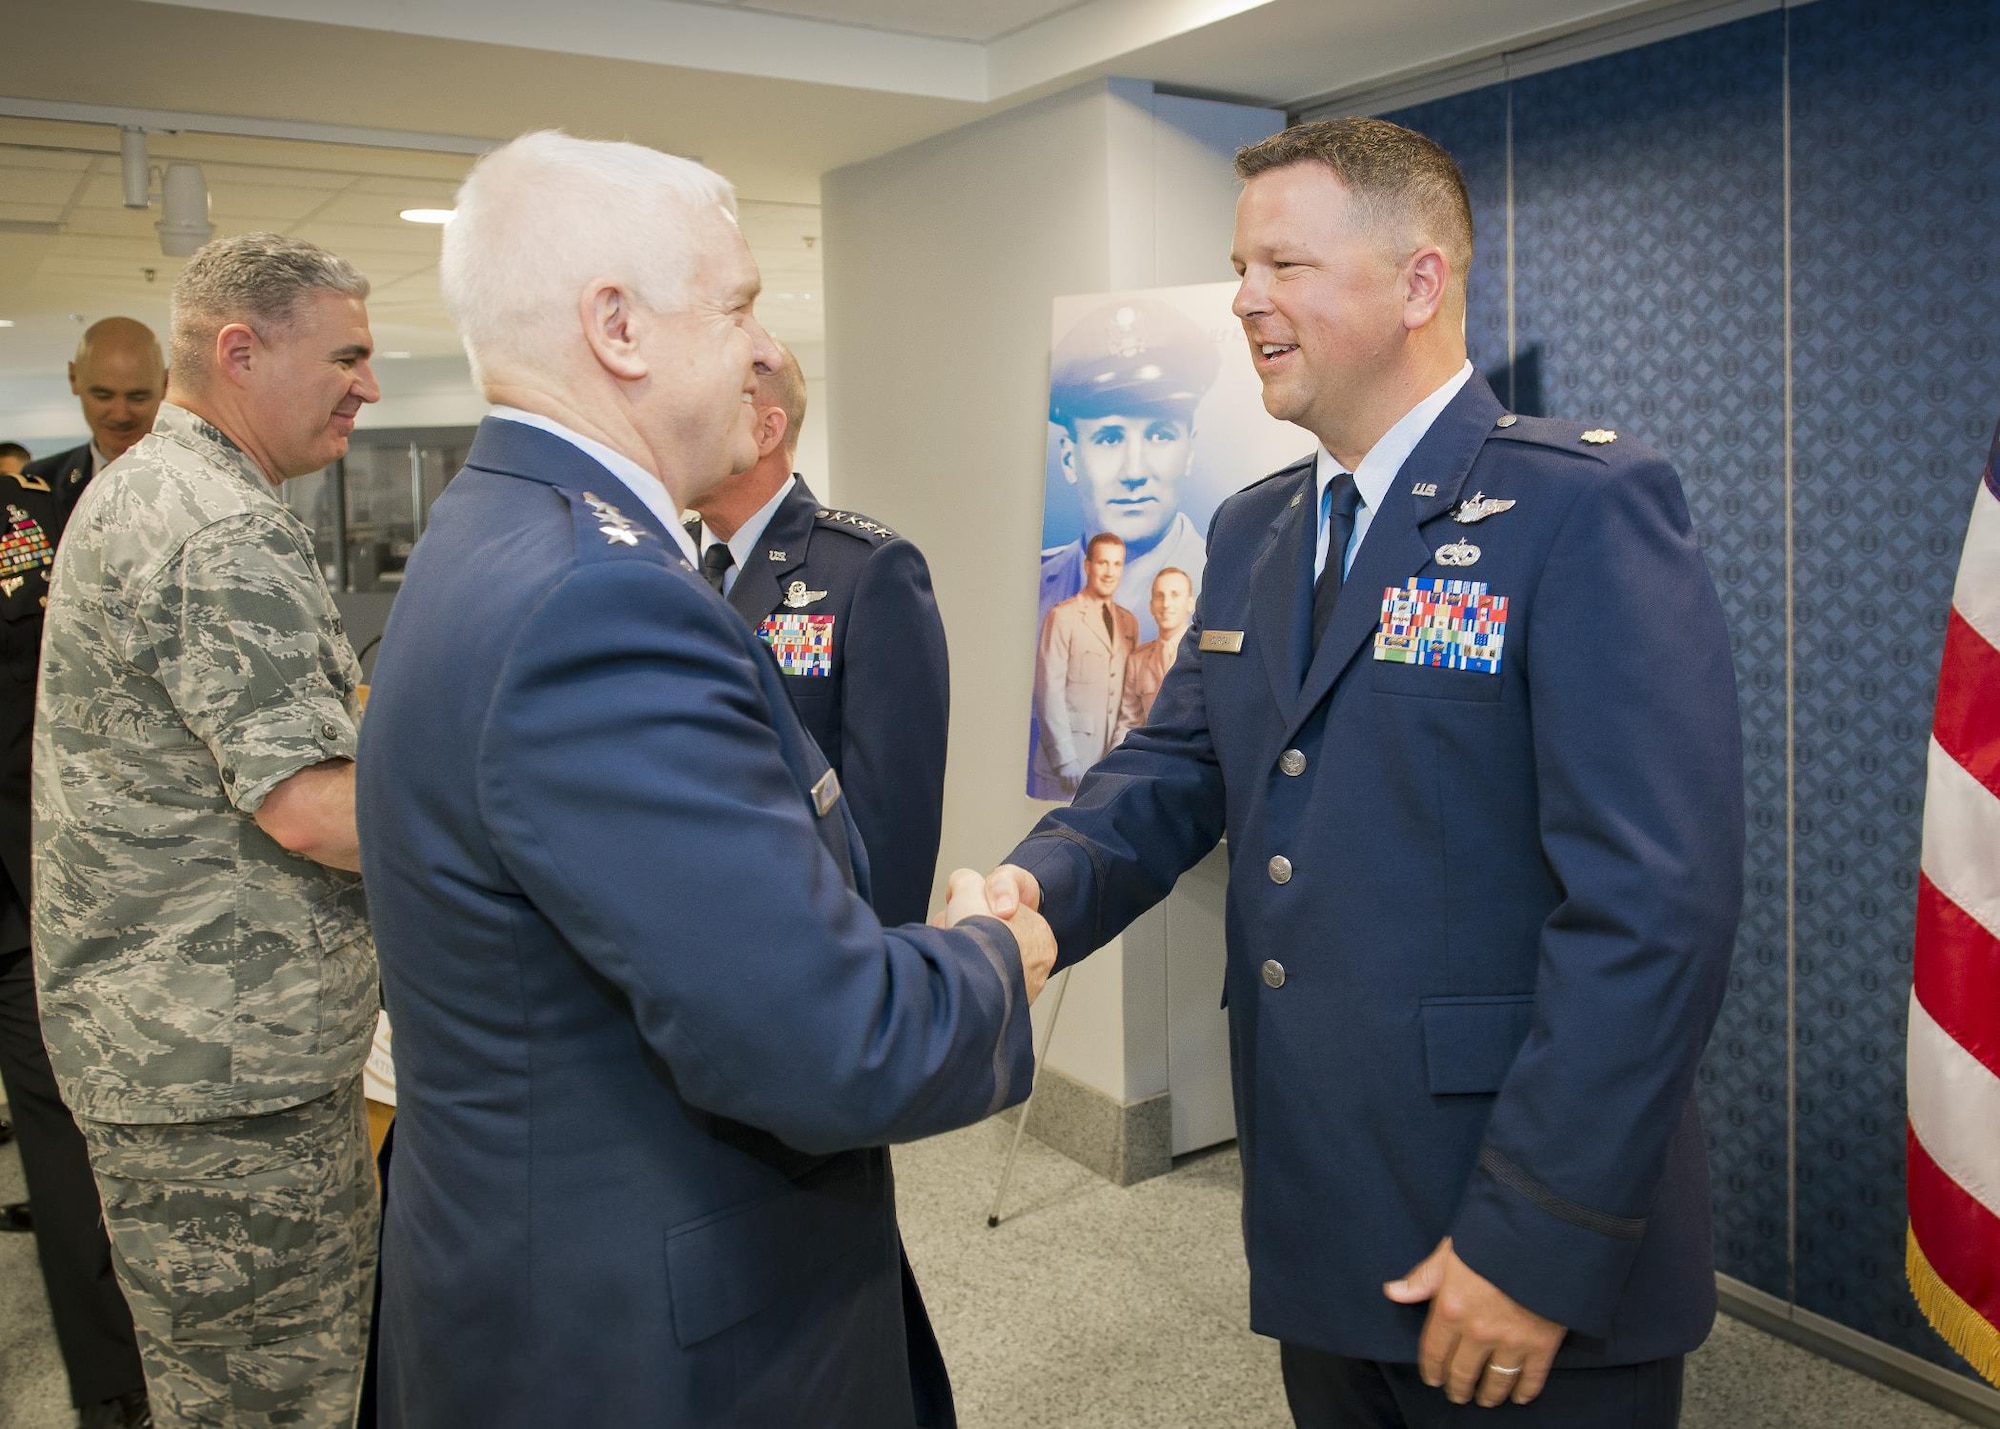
left=1435, top=540, right=1481, bottom=567
left=582, top=492, right=641, bottom=546
left=811, top=768, right=842, bottom=817
left=1411, top=482, right=1438, bottom=498
left=1580, top=429, right=1618, bottom=445
left=1290, top=491, right=1302, bottom=507
left=1452, top=492, right=1517, bottom=525
left=768, top=549, right=787, bottom=561
left=783, top=580, right=828, bottom=609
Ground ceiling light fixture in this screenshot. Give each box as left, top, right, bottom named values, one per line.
left=0, top=319, right=15, bottom=328
left=400, top=209, right=455, bottom=225
left=120, top=127, right=150, bottom=209
left=157, top=164, right=214, bottom=257
left=379, top=351, right=414, bottom=360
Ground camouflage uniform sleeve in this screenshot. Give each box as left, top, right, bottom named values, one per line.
left=125, top=511, right=357, bottom=813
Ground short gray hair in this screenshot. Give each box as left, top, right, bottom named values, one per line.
left=441, top=131, right=738, bottom=388
left=170, top=233, right=369, bottom=380
left=756, top=341, right=808, bottom=456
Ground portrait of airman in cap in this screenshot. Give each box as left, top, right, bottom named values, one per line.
left=1039, top=297, right=1219, bottom=639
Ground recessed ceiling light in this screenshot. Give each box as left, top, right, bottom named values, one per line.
left=400, top=209, right=455, bottom=225
left=379, top=351, right=414, bottom=360
left=0, top=320, right=13, bottom=328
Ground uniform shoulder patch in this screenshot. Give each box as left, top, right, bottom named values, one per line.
left=563, top=489, right=683, bottom=569
left=814, top=507, right=898, bottom=543
left=1486, top=414, right=1622, bottom=463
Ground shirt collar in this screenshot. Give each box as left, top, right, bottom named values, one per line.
left=89, top=444, right=110, bottom=476
left=718, top=475, right=797, bottom=573
left=152, top=402, right=280, bottom=500
left=488, top=405, right=697, bottom=564
left=1314, top=360, right=1475, bottom=511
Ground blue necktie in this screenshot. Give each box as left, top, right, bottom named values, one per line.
left=1311, top=474, right=1362, bottom=646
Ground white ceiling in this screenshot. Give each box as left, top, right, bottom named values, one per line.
left=0, top=118, right=824, bottom=380
left=0, top=0, right=1697, bottom=392
left=700, top=0, right=1093, bottom=44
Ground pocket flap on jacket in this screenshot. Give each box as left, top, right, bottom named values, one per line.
left=1419, top=995, right=1535, bottom=1095
left=664, top=1153, right=885, bottom=1348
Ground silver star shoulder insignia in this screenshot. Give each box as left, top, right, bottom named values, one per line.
left=1452, top=492, right=1517, bottom=525
left=1580, top=429, right=1618, bottom=445
left=1411, top=482, right=1439, bottom=498
left=783, top=580, right=829, bottom=609
left=581, top=491, right=643, bottom=546
left=1435, top=540, right=1481, bottom=567
left=816, top=508, right=896, bottom=540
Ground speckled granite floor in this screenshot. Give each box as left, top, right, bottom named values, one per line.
left=896, top=1121, right=1973, bottom=1429
left=0, top=1115, right=1977, bottom=1426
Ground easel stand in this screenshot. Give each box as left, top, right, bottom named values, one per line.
left=985, top=966, right=1071, bottom=1228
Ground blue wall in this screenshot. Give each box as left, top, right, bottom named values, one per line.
left=1385, top=0, right=1999, bottom=1379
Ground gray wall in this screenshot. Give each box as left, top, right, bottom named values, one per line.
left=823, top=78, right=1278, bottom=1103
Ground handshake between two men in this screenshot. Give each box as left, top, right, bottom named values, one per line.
left=956, top=862, right=1566, bottom=1413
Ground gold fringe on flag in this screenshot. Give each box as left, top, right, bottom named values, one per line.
left=1908, top=1226, right=2000, bottom=1388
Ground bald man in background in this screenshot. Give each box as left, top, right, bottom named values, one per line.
left=0, top=317, right=161, bottom=1427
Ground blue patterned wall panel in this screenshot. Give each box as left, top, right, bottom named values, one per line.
left=1509, top=12, right=1792, bottom=1301
left=1790, top=0, right=2000, bottom=1369
left=1383, top=89, right=1510, bottom=385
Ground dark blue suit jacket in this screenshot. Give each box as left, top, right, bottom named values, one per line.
left=722, top=479, right=949, bottom=928
left=357, top=418, right=1034, bottom=1427
left=1008, top=375, right=1743, bottom=1366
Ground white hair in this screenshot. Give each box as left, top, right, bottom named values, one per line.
left=440, top=131, right=737, bottom=387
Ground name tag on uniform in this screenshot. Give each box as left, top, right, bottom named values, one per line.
left=1373, top=578, right=1508, bottom=674
left=1199, top=630, right=1245, bottom=653
left=811, top=768, right=841, bottom=817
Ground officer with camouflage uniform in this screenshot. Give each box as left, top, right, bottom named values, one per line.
left=33, top=233, right=382, bottom=1428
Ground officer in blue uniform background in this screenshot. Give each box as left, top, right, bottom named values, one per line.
left=0, top=318, right=160, bottom=1428
left=356, top=131, right=1055, bottom=1428
left=688, top=341, right=950, bottom=927
left=986, top=119, right=1742, bottom=1427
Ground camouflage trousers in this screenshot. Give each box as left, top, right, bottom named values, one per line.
left=79, top=1078, right=378, bottom=1428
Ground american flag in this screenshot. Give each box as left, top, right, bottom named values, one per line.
left=1907, top=421, right=2000, bottom=1387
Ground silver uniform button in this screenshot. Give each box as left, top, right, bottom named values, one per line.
left=1262, top=959, right=1286, bottom=988
left=1495, top=413, right=1519, bottom=428
left=1278, top=749, right=1306, bottom=777
left=1268, top=855, right=1292, bottom=884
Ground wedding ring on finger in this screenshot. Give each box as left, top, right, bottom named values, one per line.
left=1487, top=1363, right=1523, bottom=1378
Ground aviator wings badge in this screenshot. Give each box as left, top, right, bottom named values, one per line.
left=784, top=580, right=828, bottom=609
left=1451, top=491, right=1517, bottom=525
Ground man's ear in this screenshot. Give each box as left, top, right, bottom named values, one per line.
left=1403, top=246, right=1450, bottom=332
left=67, top=362, right=81, bottom=397
left=757, top=405, right=789, bottom=459
left=1058, top=429, right=1077, bottom=486
left=160, top=369, right=171, bottom=398
left=213, top=323, right=258, bottom=388
left=580, top=281, right=648, bottom=381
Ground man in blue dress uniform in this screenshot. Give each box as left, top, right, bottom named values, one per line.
left=987, top=119, right=1743, bottom=1426
left=689, top=341, right=950, bottom=927
left=356, top=131, right=1054, bottom=1428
